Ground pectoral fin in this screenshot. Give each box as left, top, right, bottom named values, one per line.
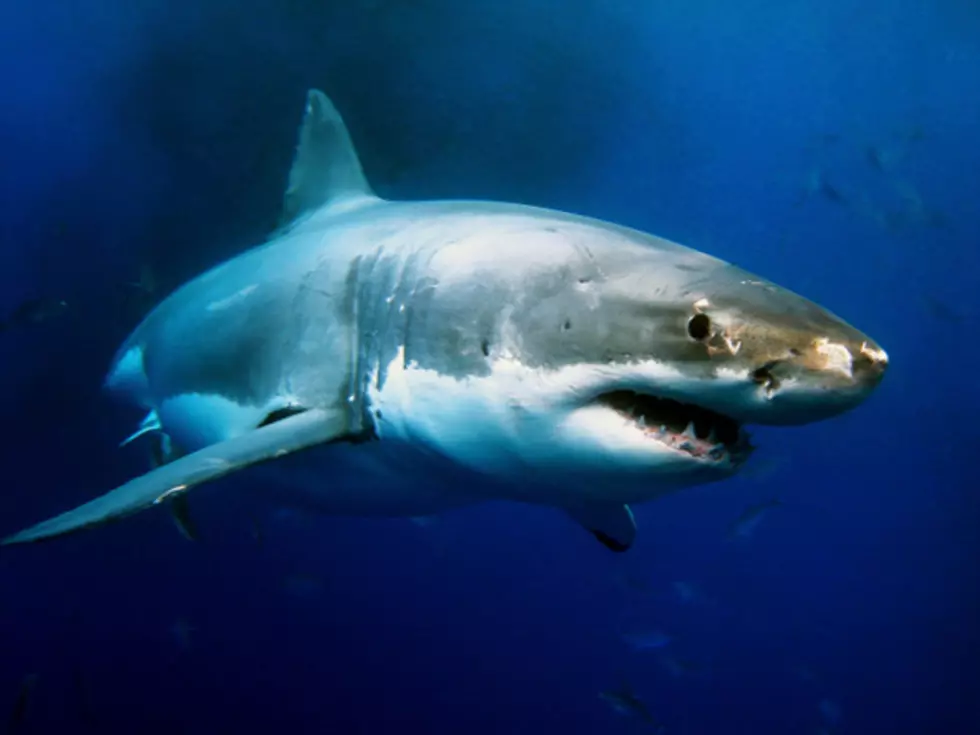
left=564, top=503, right=636, bottom=553
left=2, top=408, right=350, bottom=546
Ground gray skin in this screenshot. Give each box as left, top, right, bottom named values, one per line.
left=1, top=90, right=887, bottom=551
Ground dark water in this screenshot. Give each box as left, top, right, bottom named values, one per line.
left=1, top=1, right=977, bottom=733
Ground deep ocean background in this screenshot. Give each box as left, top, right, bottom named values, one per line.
left=1, top=1, right=978, bottom=733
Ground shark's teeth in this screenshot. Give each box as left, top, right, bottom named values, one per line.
left=600, top=392, right=745, bottom=464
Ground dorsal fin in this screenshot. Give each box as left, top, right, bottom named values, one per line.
left=281, top=89, right=379, bottom=225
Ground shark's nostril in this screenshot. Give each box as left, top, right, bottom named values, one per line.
left=751, top=363, right=782, bottom=397
left=859, top=342, right=888, bottom=369
left=853, top=342, right=888, bottom=382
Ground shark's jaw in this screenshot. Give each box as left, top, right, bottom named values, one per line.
left=590, top=390, right=753, bottom=467
left=367, top=349, right=757, bottom=505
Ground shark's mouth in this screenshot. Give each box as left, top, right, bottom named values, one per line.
left=596, top=390, right=751, bottom=464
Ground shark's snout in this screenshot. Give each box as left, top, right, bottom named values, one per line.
left=734, top=323, right=888, bottom=426
left=854, top=340, right=889, bottom=383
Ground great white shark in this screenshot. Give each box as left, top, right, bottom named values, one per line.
left=2, top=89, right=888, bottom=552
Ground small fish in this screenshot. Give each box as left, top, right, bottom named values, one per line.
left=925, top=208, right=949, bottom=229
left=599, top=681, right=666, bottom=731
left=128, top=263, right=158, bottom=295
left=866, top=145, right=885, bottom=172
left=921, top=293, right=964, bottom=324
left=73, top=667, right=97, bottom=728
left=892, top=178, right=926, bottom=218
left=891, top=179, right=948, bottom=231
left=726, top=498, right=783, bottom=541
left=817, top=177, right=847, bottom=205
left=283, top=572, right=323, bottom=597
left=116, top=263, right=162, bottom=325
left=249, top=513, right=265, bottom=547
left=622, top=629, right=672, bottom=651
left=272, top=507, right=309, bottom=524
left=0, top=297, right=68, bottom=331
left=864, top=144, right=905, bottom=174
left=7, top=673, right=39, bottom=733
left=792, top=663, right=819, bottom=682
left=171, top=618, right=196, bottom=651
left=796, top=170, right=847, bottom=209
left=658, top=654, right=708, bottom=679
left=741, top=455, right=786, bottom=482
left=672, top=580, right=698, bottom=604
left=802, top=132, right=840, bottom=153
left=615, top=571, right=655, bottom=596
left=818, top=698, right=842, bottom=725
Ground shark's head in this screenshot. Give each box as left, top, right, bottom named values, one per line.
left=374, top=210, right=887, bottom=504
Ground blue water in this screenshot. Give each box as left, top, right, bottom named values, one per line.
left=1, top=1, right=977, bottom=732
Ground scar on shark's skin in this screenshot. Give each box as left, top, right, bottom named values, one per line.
left=1, top=89, right=887, bottom=552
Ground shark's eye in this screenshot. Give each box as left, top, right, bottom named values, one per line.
left=687, top=313, right=711, bottom=341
